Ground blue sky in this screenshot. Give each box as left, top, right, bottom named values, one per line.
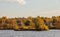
left=0, top=0, right=60, bottom=17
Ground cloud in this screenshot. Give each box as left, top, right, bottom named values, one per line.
left=17, top=0, right=26, bottom=5
left=0, top=0, right=26, bottom=5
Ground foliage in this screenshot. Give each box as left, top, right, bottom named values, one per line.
left=1, top=16, right=60, bottom=31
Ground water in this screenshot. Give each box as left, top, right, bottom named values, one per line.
left=0, top=30, right=60, bottom=37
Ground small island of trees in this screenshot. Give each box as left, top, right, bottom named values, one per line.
left=0, top=16, right=60, bottom=31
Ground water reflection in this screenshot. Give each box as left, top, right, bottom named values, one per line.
left=0, top=30, right=60, bottom=37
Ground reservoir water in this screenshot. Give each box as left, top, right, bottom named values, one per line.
left=0, top=30, right=60, bottom=37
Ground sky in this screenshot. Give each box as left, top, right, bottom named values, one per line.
left=0, top=0, right=60, bottom=18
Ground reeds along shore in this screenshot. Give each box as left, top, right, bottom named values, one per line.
left=0, top=16, right=60, bottom=31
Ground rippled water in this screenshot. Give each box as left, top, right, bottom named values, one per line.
left=0, top=30, right=60, bottom=37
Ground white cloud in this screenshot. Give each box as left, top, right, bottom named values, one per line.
left=17, top=0, right=26, bottom=5
left=0, top=0, right=26, bottom=5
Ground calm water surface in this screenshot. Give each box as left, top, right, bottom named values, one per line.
left=0, top=30, right=60, bottom=37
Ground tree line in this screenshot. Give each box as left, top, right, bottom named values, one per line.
left=0, top=16, right=60, bottom=31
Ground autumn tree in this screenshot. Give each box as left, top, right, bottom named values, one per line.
left=34, top=16, right=49, bottom=30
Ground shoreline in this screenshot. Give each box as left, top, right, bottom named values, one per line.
left=0, top=29, right=60, bottom=31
